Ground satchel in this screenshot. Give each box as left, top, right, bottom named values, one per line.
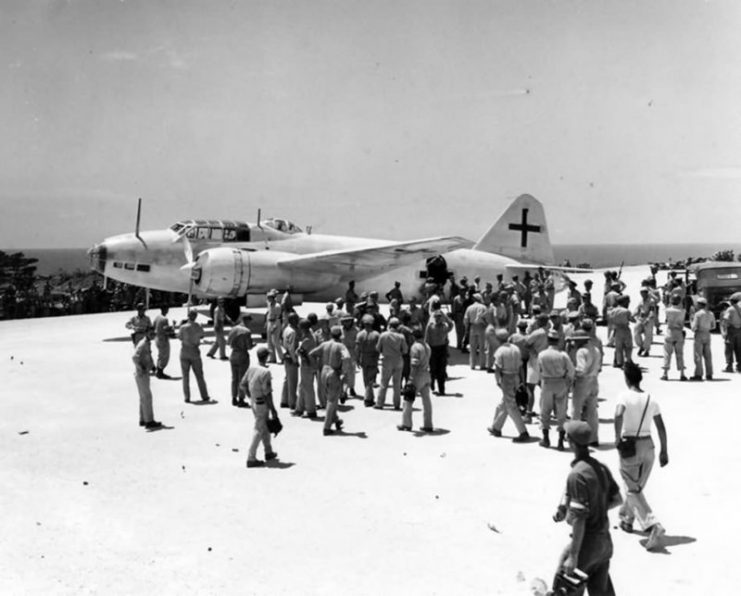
left=402, top=382, right=417, bottom=402
left=266, top=416, right=283, bottom=436
left=618, top=395, right=650, bottom=459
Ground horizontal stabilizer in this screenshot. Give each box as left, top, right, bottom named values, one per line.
left=473, top=194, right=554, bottom=264
left=277, top=236, right=473, bottom=281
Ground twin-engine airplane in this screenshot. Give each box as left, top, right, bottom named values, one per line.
left=89, top=194, right=573, bottom=314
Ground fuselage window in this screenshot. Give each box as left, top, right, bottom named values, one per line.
left=124, top=263, right=135, bottom=270
left=210, top=228, right=224, bottom=241
left=113, top=262, right=123, bottom=269
left=235, top=228, right=250, bottom=241
left=197, top=227, right=210, bottom=240
left=224, top=229, right=237, bottom=241
left=136, top=264, right=151, bottom=272
left=185, top=226, right=198, bottom=239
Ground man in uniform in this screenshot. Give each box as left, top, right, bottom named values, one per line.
left=227, top=314, right=253, bottom=407
left=345, top=280, right=359, bottom=315
left=293, top=318, right=318, bottom=418
left=609, top=294, right=634, bottom=368
left=177, top=310, right=211, bottom=403
left=310, top=326, right=350, bottom=436
left=340, top=315, right=359, bottom=397
left=356, top=314, right=381, bottom=407
left=661, top=295, right=687, bottom=381
left=397, top=327, right=434, bottom=432
left=463, top=294, right=488, bottom=370
left=280, top=312, right=300, bottom=409
left=375, top=317, right=408, bottom=410
left=451, top=289, right=469, bottom=352
left=721, top=294, right=741, bottom=372
left=551, top=421, right=621, bottom=596
left=207, top=298, right=230, bottom=360
left=153, top=305, right=173, bottom=378
left=487, top=328, right=529, bottom=443
left=132, top=328, right=162, bottom=429
left=240, top=346, right=279, bottom=468
left=571, top=330, right=601, bottom=446
left=633, top=287, right=656, bottom=357
left=524, top=313, right=550, bottom=420
left=690, top=297, right=716, bottom=380
left=126, top=302, right=152, bottom=346
left=425, top=309, right=452, bottom=395
left=265, top=289, right=283, bottom=363
left=385, top=281, right=404, bottom=305
left=538, top=330, right=575, bottom=450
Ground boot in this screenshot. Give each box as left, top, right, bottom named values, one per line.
left=155, top=368, right=164, bottom=379
left=557, top=431, right=566, bottom=451
left=539, top=429, right=550, bottom=448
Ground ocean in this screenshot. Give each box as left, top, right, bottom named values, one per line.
left=7, top=243, right=741, bottom=277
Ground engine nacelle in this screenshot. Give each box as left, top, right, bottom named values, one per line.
left=192, top=247, right=338, bottom=297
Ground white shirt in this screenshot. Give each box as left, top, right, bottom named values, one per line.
left=616, top=390, right=660, bottom=437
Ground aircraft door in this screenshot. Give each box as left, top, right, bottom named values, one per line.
left=425, top=255, right=449, bottom=286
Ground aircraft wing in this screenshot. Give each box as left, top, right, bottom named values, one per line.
left=276, top=236, right=473, bottom=280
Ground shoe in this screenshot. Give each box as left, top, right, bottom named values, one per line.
left=487, top=427, right=502, bottom=437
left=246, top=459, right=265, bottom=468
left=265, top=452, right=278, bottom=461
left=349, top=388, right=357, bottom=397
left=155, top=370, right=165, bottom=379
left=393, top=406, right=401, bottom=411
left=373, top=405, right=384, bottom=410
left=280, top=403, right=289, bottom=408
left=184, top=398, right=191, bottom=403
left=486, top=368, right=495, bottom=374
left=706, top=375, right=713, bottom=381
left=689, top=375, right=703, bottom=381
left=645, top=524, right=665, bottom=551
left=323, top=429, right=335, bottom=436
left=512, top=432, right=530, bottom=443
left=539, top=431, right=550, bottom=448
left=679, top=375, right=688, bottom=382
left=207, top=354, right=215, bottom=359
left=660, top=374, right=668, bottom=381
left=619, top=520, right=634, bottom=533
left=364, top=400, right=375, bottom=407
left=202, top=396, right=211, bottom=402
left=335, top=419, right=344, bottom=431
left=339, top=392, right=347, bottom=405
left=237, top=400, right=250, bottom=408
left=305, top=413, right=318, bottom=419
left=589, top=441, right=599, bottom=448
left=419, top=426, right=433, bottom=433
left=145, top=421, right=163, bottom=429
left=139, top=420, right=145, bottom=427
left=557, top=431, right=566, bottom=451
left=397, top=425, right=412, bottom=431
left=724, top=365, right=733, bottom=373
left=219, top=357, right=229, bottom=361
left=290, top=410, right=303, bottom=417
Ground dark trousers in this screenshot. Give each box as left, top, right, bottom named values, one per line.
left=429, top=345, right=448, bottom=394
left=568, top=532, right=615, bottom=596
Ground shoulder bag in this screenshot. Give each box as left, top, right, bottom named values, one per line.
left=617, top=395, right=650, bottom=459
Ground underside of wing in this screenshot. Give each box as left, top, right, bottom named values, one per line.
left=505, top=264, right=593, bottom=274
left=277, top=236, right=473, bottom=280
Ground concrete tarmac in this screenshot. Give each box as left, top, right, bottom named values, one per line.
left=1, top=265, right=738, bottom=595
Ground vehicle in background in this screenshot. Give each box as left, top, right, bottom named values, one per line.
left=688, top=261, right=741, bottom=325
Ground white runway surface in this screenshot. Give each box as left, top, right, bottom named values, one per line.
left=1, top=266, right=738, bottom=595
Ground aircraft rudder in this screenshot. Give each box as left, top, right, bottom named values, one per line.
left=472, top=194, right=554, bottom=264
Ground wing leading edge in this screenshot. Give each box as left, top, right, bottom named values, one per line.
left=276, top=236, right=473, bottom=281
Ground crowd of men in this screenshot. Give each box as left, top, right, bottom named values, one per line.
left=126, top=268, right=741, bottom=592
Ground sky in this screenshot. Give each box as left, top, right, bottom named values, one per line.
left=1, top=0, right=741, bottom=249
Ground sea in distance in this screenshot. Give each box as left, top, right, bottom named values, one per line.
left=9, top=243, right=741, bottom=277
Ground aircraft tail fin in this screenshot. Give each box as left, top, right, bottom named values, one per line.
left=472, top=194, right=554, bottom=264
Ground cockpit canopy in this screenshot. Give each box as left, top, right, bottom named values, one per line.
left=170, top=220, right=252, bottom=242
left=262, top=218, right=303, bottom=234
left=169, top=217, right=303, bottom=242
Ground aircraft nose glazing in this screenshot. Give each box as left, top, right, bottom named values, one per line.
left=88, top=242, right=108, bottom=274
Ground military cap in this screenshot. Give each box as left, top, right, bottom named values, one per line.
left=335, top=297, right=345, bottom=305
left=287, top=312, right=300, bottom=325
left=136, top=302, right=145, bottom=310
left=572, top=330, right=590, bottom=341
left=267, top=289, right=278, bottom=297
left=256, top=346, right=270, bottom=359
left=564, top=420, right=592, bottom=446
left=567, top=311, right=580, bottom=320
left=536, top=313, right=550, bottom=325
left=298, top=318, right=311, bottom=330
left=361, top=314, right=375, bottom=325
left=640, top=287, right=649, bottom=293
left=306, top=312, right=318, bottom=324
left=495, top=328, right=510, bottom=342
left=580, top=318, right=594, bottom=330
left=549, top=309, right=561, bottom=318
left=696, top=297, right=707, bottom=305
left=532, top=305, right=542, bottom=314
left=330, top=325, right=342, bottom=338
left=341, top=315, right=355, bottom=324
left=388, top=317, right=400, bottom=328
left=473, top=293, right=483, bottom=303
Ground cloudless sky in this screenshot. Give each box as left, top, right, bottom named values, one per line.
left=2, top=0, right=740, bottom=248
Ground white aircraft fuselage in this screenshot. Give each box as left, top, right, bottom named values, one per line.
left=89, top=195, right=564, bottom=305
